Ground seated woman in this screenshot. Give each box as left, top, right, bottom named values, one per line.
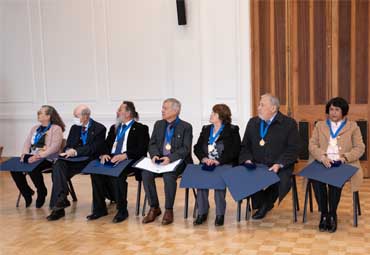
left=309, top=97, right=365, bottom=233
left=11, top=105, right=65, bottom=208
left=193, top=104, right=241, bottom=226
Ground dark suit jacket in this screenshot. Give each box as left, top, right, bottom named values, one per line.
left=64, top=119, right=106, bottom=159
left=148, top=119, right=193, bottom=173
left=104, top=121, right=149, bottom=160
left=194, top=123, right=241, bottom=165
left=239, top=111, right=300, bottom=202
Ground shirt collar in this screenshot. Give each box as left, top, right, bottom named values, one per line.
left=123, top=119, right=134, bottom=127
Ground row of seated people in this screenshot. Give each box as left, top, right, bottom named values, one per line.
left=8, top=95, right=365, bottom=233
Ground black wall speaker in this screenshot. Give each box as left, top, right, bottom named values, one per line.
left=176, top=0, right=187, bottom=25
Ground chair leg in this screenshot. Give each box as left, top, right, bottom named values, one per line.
left=184, top=188, right=189, bottom=219
left=292, top=180, right=297, bottom=223
left=16, top=192, right=22, bottom=208
left=355, top=191, right=361, bottom=216
left=245, top=197, right=251, bottom=221
left=142, top=194, right=147, bottom=216
left=308, top=181, right=313, bottom=213
left=135, top=181, right=142, bottom=216
left=353, top=192, right=358, bottom=227
left=67, top=179, right=78, bottom=202
left=192, top=188, right=197, bottom=218
left=302, top=180, right=310, bottom=223
left=292, top=175, right=300, bottom=211
left=237, top=200, right=242, bottom=222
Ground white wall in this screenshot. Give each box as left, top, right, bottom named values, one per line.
left=0, top=0, right=252, bottom=157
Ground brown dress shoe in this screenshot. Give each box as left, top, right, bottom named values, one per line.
left=142, top=207, right=161, bottom=224
left=161, top=209, right=174, bottom=225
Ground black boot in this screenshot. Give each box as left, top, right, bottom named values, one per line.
left=36, top=189, right=47, bottom=208
left=319, top=213, right=328, bottom=232
left=327, top=213, right=337, bottom=233
left=24, top=190, right=35, bottom=208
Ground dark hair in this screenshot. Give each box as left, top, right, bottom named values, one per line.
left=212, top=104, right=232, bottom=124
left=325, top=97, right=349, bottom=117
left=123, top=101, right=139, bottom=120
left=41, top=105, right=66, bottom=132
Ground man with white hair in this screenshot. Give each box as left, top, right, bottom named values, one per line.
left=142, top=98, right=193, bottom=225
left=47, top=104, right=106, bottom=221
left=239, top=94, right=300, bottom=220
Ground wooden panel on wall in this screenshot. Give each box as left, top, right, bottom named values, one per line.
left=337, top=0, right=352, bottom=102
left=355, top=0, right=369, bottom=104
left=296, top=0, right=310, bottom=105
left=273, top=0, right=286, bottom=105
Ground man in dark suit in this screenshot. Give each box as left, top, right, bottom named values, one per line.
left=47, top=105, right=106, bottom=221
left=86, top=101, right=149, bottom=223
left=239, top=94, right=300, bottom=220
left=142, top=98, right=193, bottom=225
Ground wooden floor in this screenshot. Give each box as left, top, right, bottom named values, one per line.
left=0, top=172, right=369, bottom=255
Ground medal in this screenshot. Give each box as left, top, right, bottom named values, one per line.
left=259, top=139, right=265, bottom=146
left=165, top=143, right=172, bottom=151
left=329, top=139, right=337, bottom=147
left=208, top=144, right=215, bottom=153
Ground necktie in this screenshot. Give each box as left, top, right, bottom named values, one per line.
left=114, top=124, right=127, bottom=154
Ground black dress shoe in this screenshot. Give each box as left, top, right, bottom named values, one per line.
left=46, top=209, right=65, bottom=221
left=112, top=210, right=129, bottom=223
left=53, top=198, right=71, bottom=210
left=215, top=215, right=224, bottom=226
left=327, top=215, right=337, bottom=233
left=319, top=214, right=328, bottom=232
left=193, top=214, right=208, bottom=225
left=252, top=204, right=270, bottom=220
left=36, top=190, right=47, bottom=208
left=86, top=211, right=108, bottom=221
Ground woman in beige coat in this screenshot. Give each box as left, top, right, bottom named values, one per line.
left=11, top=105, right=65, bottom=208
left=309, top=97, right=365, bottom=233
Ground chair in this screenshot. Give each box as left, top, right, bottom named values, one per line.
left=302, top=179, right=361, bottom=227
left=16, top=139, right=78, bottom=207
left=236, top=174, right=300, bottom=222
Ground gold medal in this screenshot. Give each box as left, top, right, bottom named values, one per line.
left=208, top=144, right=215, bottom=153
left=259, top=139, right=265, bottom=146
left=165, top=143, right=172, bottom=151
left=329, top=138, right=337, bottom=147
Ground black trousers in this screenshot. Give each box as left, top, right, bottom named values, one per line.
left=90, top=168, right=134, bottom=214
left=11, top=160, right=51, bottom=198
left=252, top=182, right=280, bottom=210
left=312, top=180, right=342, bottom=216
left=49, top=159, right=89, bottom=208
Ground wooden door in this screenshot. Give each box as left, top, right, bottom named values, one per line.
left=250, top=0, right=370, bottom=176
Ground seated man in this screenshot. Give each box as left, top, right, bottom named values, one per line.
left=47, top=104, right=106, bottom=221
left=239, top=94, right=300, bottom=220
left=87, top=101, right=149, bottom=223
left=142, top=98, right=193, bottom=225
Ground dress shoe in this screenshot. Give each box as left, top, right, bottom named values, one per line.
left=142, top=207, right=162, bottom=224
left=193, top=214, right=208, bottom=225
left=327, top=215, right=337, bottom=233
left=252, top=203, right=272, bottom=220
left=113, top=210, right=129, bottom=223
left=161, top=209, right=174, bottom=225
left=319, top=213, right=328, bottom=232
left=86, top=211, right=108, bottom=221
left=46, top=209, right=65, bottom=221
left=215, top=215, right=224, bottom=226
left=36, top=189, right=47, bottom=208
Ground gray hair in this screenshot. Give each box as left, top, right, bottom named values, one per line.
left=261, top=93, right=280, bottom=111
left=81, top=107, right=91, bottom=116
left=164, top=98, right=181, bottom=112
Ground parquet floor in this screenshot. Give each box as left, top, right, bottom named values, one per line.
left=0, top=171, right=369, bottom=255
